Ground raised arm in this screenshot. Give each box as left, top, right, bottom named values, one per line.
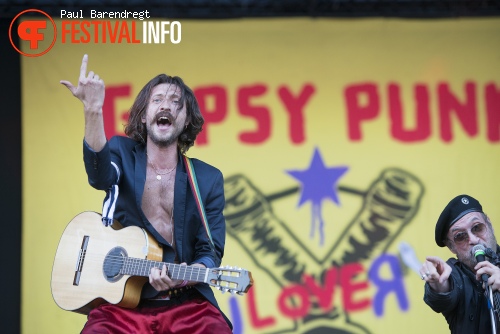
left=60, top=54, right=106, bottom=152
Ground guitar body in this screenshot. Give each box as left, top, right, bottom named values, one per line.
left=51, top=211, right=162, bottom=314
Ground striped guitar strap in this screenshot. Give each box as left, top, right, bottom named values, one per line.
left=182, top=155, right=216, bottom=255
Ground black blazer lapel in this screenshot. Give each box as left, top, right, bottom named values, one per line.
left=174, top=155, right=188, bottom=261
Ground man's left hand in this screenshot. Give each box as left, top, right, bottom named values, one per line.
left=475, top=261, right=500, bottom=292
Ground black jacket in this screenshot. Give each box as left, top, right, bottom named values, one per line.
left=83, top=136, right=231, bottom=328
left=424, top=255, right=498, bottom=334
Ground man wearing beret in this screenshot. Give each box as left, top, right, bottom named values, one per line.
left=420, top=194, right=500, bottom=333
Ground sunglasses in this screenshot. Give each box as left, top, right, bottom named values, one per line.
left=450, top=223, right=488, bottom=245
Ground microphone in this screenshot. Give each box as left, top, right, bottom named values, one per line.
left=472, top=244, right=489, bottom=282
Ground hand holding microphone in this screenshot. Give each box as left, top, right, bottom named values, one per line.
left=473, top=244, right=500, bottom=292
left=473, top=244, right=490, bottom=282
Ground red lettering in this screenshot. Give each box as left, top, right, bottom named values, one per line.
left=194, top=86, right=228, bottom=145
left=278, top=84, right=315, bottom=144
left=71, top=21, right=80, bottom=43
left=238, top=84, right=271, bottom=144
left=92, top=21, right=101, bottom=43
left=485, top=83, right=500, bottom=142
left=345, top=83, right=380, bottom=141
left=102, top=85, right=131, bottom=139
left=80, top=21, right=90, bottom=43
left=98, top=80, right=496, bottom=146
left=341, top=263, right=371, bottom=312
left=119, top=21, right=131, bottom=43
left=389, top=83, right=431, bottom=142
left=131, top=21, right=140, bottom=43
left=107, top=21, right=120, bottom=43
left=278, top=284, right=310, bottom=319
left=303, top=267, right=337, bottom=312
left=247, top=284, right=276, bottom=328
left=247, top=262, right=373, bottom=323
left=61, top=21, right=70, bottom=43
left=438, top=82, right=477, bottom=142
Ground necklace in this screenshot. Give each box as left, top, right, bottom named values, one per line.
left=148, top=155, right=176, bottom=180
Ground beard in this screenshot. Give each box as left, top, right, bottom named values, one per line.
left=456, top=232, right=498, bottom=270
left=146, top=113, right=184, bottom=148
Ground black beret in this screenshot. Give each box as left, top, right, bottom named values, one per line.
left=435, top=194, right=483, bottom=247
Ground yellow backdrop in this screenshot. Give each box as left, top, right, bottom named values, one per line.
left=22, top=17, right=500, bottom=333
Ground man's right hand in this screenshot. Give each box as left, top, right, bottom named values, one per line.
left=60, top=54, right=105, bottom=113
left=61, top=54, right=107, bottom=152
left=420, top=256, right=452, bottom=293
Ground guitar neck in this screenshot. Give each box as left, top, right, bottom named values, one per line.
left=120, top=258, right=208, bottom=283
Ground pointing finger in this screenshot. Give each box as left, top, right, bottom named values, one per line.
left=425, top=256, right=442, bottom=264
left=439, top=262, right=452, bottom=284
left=79, top=54, right=88, bottom=80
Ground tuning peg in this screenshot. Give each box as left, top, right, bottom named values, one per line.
left=237, top=292, right=244, bottom=296
left=230, top=290, right=236, bottom=295
left=221, top=288, right=227, bottom=294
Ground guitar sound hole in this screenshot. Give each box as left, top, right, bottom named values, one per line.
left=103, top=247, right=127, bottom=282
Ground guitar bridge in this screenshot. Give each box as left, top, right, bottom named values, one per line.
left=73, top=235, right=89, bottom=285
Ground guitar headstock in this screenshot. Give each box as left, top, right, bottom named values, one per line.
left=207, top=266, right=253, bottom=295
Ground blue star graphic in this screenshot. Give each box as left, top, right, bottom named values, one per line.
left=286, top=147, right=349, bottom=245
left=287, top=147, right=348, bottom=207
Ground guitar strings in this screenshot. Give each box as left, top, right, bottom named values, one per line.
left=78, top=253, right=242, bottom=276
left=66, top=253, right=242, bottom=291
left=64, top=250, right=245, bottom=292
left=73, top=253, right=209, bottom=279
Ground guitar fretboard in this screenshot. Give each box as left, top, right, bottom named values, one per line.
left=120, top=258, right=208, bottom=283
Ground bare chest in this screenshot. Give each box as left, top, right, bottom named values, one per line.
left=141, top=166, right=176, bottom=244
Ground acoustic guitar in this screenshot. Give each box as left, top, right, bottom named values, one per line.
left=51, top=211, right=253, bottom=314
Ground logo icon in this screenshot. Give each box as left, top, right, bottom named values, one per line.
left=461, top=197, right=469, bottom=205
left=9, top=9, right=57, bottom=57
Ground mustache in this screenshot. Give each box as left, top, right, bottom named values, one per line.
left=152, top=111, right=175, bottom=125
